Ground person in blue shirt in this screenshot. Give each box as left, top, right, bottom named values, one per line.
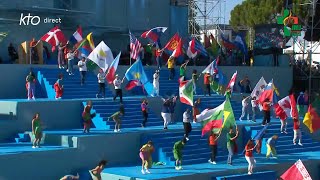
left=266, top=135, right=278, bottom=159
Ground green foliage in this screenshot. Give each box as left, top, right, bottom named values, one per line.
left=230, top=0, right=309, bottom=29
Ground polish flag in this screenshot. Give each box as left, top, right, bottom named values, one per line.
left=41, top=26, right=66, bottom=52
left=275, top=94, right=299, bottom=120
left=106, top=52, right=121, bottom=84
left=226, top=71, right=237, bottom=93
left=280, top=159, right=312, bottom=180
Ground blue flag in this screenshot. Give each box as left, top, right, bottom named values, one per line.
left=253, top=125, right=268, bottom=140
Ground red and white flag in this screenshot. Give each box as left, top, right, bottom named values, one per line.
left=226, top=71, right=237, bottom=93
left=129, top=31, right=141, bottom=60
left=187, top=38, right=198, bottom=59
left=274, top=94, right=299, bottom=120
left=41, top=26, right=66, bottom=52
left=170, top=38, right=183, bottom=58
left=280, top=159, right=312, bottom=180
left=106, top=52, right=121, bottom=84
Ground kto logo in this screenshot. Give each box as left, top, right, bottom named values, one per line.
left=277, top=9, right=302, bottom=37
left=19, top=13, right=40, bottom=25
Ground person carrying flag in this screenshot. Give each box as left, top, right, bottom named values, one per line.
left=262, top=98, right=272, bottom=126
left=77, top=57, right=87, bottom=86
left=245, top=139, right=256, bottom=175
left=293, top=118, right=303, bottom=146
left=113, top=75, right=124, bottom=103
left=208, top=131, right=221, bottom=164
left=179, top=60, right=189, bottom=78
left=192, top=69, right=199, bottom=95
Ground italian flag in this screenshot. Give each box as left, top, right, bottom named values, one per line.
left=106, top=52, right=121, bottom=84
left=179, top=79, right=194, bottom=106
left=196, top=99, right=236, bottom=136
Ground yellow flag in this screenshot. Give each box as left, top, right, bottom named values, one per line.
left=303, top=111, right=313, bottom=133
left=86, top=32, right=95, bottom=50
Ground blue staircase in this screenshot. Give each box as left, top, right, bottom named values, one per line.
left=213, top=171, right=277, bottom=180
left=247, top=121, right=320, bottom=154
left=141, top=129, right=229, bottom=166
left=14, top=132, right=30, bottom=143
left=84, top=98, right=163, bottom=130
left=36, top=68, right=113, bottom=99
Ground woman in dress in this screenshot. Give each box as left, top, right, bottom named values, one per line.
left=32, top=113, right=42, bottom=148
left=82, top=101, right=95, bottom=133
left=139, top=141, right=155, bottom=174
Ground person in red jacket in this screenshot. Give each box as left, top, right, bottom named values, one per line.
left=204, top=72, right=211, bottom=96
left=208, top=131, right=221, bottom=164
left=54, top=73, right=64, bottom=99
left=293, top=118, right=303, bottom=146
left=245, top=139, right=256, bottom=175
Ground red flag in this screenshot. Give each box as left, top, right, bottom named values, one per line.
left=164, top=33, right=181, bottom=51
left=106, top=52, right=121, bottom=84
left=125, top=80, right=140, bottom=90
left=170, top=38, right=183, bottom=58
left=226, top=71, right=237, bottom=93
left=280, top=160, right=312, bottom=180
left=41, top=26, right=66, bottom=52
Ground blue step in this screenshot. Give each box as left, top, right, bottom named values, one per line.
left=213, top=171, right=277, bottom=180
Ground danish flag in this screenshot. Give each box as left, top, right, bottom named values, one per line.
left=41, top=26, right=66, bottom=52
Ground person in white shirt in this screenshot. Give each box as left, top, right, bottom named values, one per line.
left=66, top=49, right=76, bottom=75
left=251, top=96, right=257, bottom=122
left=152, top=70, right=160, bottom=96
left=113, top=74, right=123, bottom=103
left=183, top=109, right=192, bottom=141
left=96, top=69, right=106, bottom=98
left=77, top=57, right=87, bottom=86
left=240, top=96, right=251, bottom=121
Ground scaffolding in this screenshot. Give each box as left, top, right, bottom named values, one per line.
left=188, top=0, right=226, bottom=38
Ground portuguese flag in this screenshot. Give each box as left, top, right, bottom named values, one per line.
left=179, top=79, right=194, bottom=106
left=196, top=99, right=236, bottom=136
left=303, top=97, right=320, bottom=133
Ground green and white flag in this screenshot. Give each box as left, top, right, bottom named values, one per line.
left=179, top=78, right=194, bottom=106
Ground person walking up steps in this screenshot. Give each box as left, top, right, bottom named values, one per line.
left=113, top=74, right=123, bottom=103
left=141, top=99, right=149, bottom=128
left=96, top=69, right=106, bottom=98
left=227, top=127, right=239, bottom=165
left=245, top=139, right=256, bottom=175
left=293, top=118, right=303, bottom=146
left=26, top=71, right=36, bottom=100
left=280, top=117, right=288, bottom=134
left=109, top=110, right=123, bottom=132
left=173, top=138, right=187, bottom=170
left=140, top=141, right=155, bottom=174
left=266, top=135, right=278, bottom=159
left=251, top=96, right=258, bottom=122
left=152, top=70, right=160, bottom=97
left=82, top=101, right=95, bottom=133
left=262, top=98, right=272, bottom=125
left=161, top=98, right=171, bottom=130
left=179, top=60, right=188, bottom=77
left=208, top=131, right=221, bottom=164
left=240, top=96, right=251, bottom=121
left=66, top=48, right=76, bottom=75
left=167, top=57, right=175, bottom=80
left=170, top=96, right=177, bottom=124
left=183, top=109, right=192, bottom=141
left=32, top=113, right=42, bottom=148
left=54, top=74, right=64, bottom=100
left=77, top=57, right=87, bottom=86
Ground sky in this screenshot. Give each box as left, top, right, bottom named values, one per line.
left=225, top=0, right=245, bottom=24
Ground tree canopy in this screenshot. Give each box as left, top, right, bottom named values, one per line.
left=230, top=0, right=309, bottom=29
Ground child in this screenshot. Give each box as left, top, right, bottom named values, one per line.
left=240, top=96, right=250, bottom=121
left=90, top=160, right=107, bottom=180
left=82, top=101, right=95, bottom=133
left=227, top=127, right=239, bottom=165
left=96, top=69, right=106, bottom=98
left=141, top=99, right=148, bottom=128
left=173, top=138, right=187, bottom=170
left=32, top=113, right=42, bottom=148
left=54, top=74, right=64, bottom=100
left=183, top=109, right=192, bottom=141
left=140, top=141, right=155, bottom=174
left=293, top=118, right=303, bottom=146
left=192, top=98, right=201, bottom=123
left=208, top=131, right=221, bottom=164
left=262, top=98, right=272, bottom=125
left=251, top=96, right=257, bottom=122
left=266, top=135, right=278, bottom=159
left=109, top=111, right=123, bottom=132
left=245, top=139, right=256, bottom=175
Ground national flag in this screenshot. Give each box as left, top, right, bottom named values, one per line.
left=204, top=35, right=211, bottom=48
left=280, top=159, right=312, bottom=180
left=217, top=67, right=226, bottom=85
left=274, top=94, right=299, bottom=120
left=87, top=32, right=95, bottom=50
left=170, top=38, right=183, bottom=58
left=259, top=80, right=276, bottom=104
left=106, top=52, right=121, bottom=84
left=87, top=41, right=114, bottom=72
left=202, top=59, right=218, bottom=75
left=141, top=27, right=167, bottom=43
left=223, top=98, right=236, bottom=129
left=69, top=26, right=83, bottom=44
left=233, top=34, right=248, bottom=57
left=226, top=71, right=237, bottom=94
left=164, top=33, right=181, bottom=51
left=251, top=77, right=267, bottom=99
left=40, top=26, right=66, bottom=52
left=129, top=31, right=142, bottom=60
left=209, top=34, right=220, bottom=56
left=196, top=102, right=224, bottom=136
left=179, top=79, right=194, bottom=106
left=77, top=39, right=93, bottom=57
left=253, top=125, right=268, bottom=140
left=220, top=34, right=236, bottom=49
left=125, top=58, right=154, bottom=96
left=303, top=97, right=320, bottom=133
left=186, top=38, right=198, bottom=59
left=125, top=80, right=141, bottom=90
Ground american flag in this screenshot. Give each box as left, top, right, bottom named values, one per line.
left=129, top=31, right=141, bottom=60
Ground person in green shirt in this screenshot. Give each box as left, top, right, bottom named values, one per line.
left=32, top=113, right=42, bottom=148
left=173, top=138, right=187, bottom=170
left=179, top=60, right=189, bottom=78
left=108, top=111, right=123, bottom=132
left=227, top=127, right=239, bottom=165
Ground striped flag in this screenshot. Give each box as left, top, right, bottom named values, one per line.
left=129, top=31, right=141, bottom=60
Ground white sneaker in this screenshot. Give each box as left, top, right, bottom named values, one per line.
left=32, top=146, right=36, bottom=148
left=145, top=169, right=151, bottom=174
left=293, top=142, right=296, bottom=145
left=114, top=129, right=118, bottom=132
left=28, top=97, right=31, bottom=100
left=298, top=143, right=303, bottom=146
left=117, top=129, right=121, bottom=132
left=193, top=121, right=196, bottom=124
left=175, top=166, right=180, bottom=170
left=186, top=137, right=189, bottom=141
left=212, top=161, right=216, bottom=164
left=179, top=166, right=183, bottom=170
left=248, top=172, right=252, bottom=175
left=32, top=96, right=35, bottom=100
left=208, top=159, right=212, bottom=164
left=141, top=169, right=145, bottom=174
left=66, top=69, right=69, bottom=72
